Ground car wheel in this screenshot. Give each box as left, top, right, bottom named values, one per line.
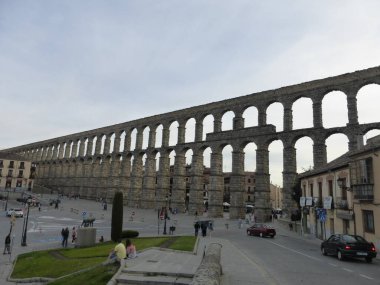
left=260, top=232, right=263, bottom=238
left=365, top=257, right=372, bottom=263
left=337, top=251, right=344, bottom=261
left=321, top=247, right=327, bottom=256
left=270, top=235, right=274, bottom=238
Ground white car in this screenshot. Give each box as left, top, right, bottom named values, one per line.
left=6, top=208, right=24, bottom=218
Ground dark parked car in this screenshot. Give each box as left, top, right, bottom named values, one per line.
left=247, top=223, right=276, bottom=238
left=321, top=234, right=377, bottom=263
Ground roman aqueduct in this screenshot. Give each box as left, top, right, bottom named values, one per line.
left=4, top=66, right=380, bottom=222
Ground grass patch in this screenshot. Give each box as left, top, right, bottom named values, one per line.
left=48, top=263, right=119, bottom=285
left=168, top=236, right=197, bottom=251
left=11, top=236, right=195, bottom=282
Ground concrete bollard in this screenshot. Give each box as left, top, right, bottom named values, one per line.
left=76, top=227, right=96, bottom=247
left=191, top=243, right=222, bottom=285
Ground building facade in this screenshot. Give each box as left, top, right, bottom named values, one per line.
left=0, top=152, right=34, bottom=192
left=299, top=136, right=380, bottom=250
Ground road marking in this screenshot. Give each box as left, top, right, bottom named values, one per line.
left=328, top=263, right=338, bottom=267
left=342, top=268, right=353, bottom=273
left=360, top=274, right=373, bottom=280
left=229, top=240, right=280, bottom=285
left=269, top=241, right=322, bottom=262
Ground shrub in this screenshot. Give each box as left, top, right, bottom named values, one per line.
left=120, top=230, right=139, bottom=239
left=111, top=191, right=124, bottom=242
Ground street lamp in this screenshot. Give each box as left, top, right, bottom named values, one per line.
left=21, top=200, right=31, bottom=246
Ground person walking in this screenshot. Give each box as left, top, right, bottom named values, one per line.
left=71, top=227, right=77, bottom=243
left=194, top=222, right=200, bottom=236
left=62, top=227, right=69, bottom=247
left=201, top=222, right=207, bottom=237
left=3, top=234, right=11, bottom=254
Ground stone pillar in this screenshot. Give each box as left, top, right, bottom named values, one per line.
left=195, top=118, right=203, bottom=142
left=113, top=134, right=121, bottom=154
left=103, top=134, right=112, bottom=155
left=48, top=145, right=55, bottom=160
left=156, top=152, right=171, bottom=208
left=78, top=138, right=86, bottom=157
left=71, top=140, right=78, bottom=158
left=208, top=151, right=224, bottom=218
left=52, top=145, right=58, bottom=160
left=171, top=153, right=187, bottom=212
left=283, top=101, right=293, bottom=131
left=312, top=96, right=323, bottom=128
left=86, top=138, right=94, bottom=156
left=162, top=125, right=170, bottom=147
left=128, top=154, right=143, bottom=207
left=148, top=126, right=156, bottom=148
left=119, top=155, right=132, bottom=198
left=58, top=143, right=65, bottom=159
left=254, top=143, right=272, bottom=222
left=213, top=113, right=222, bottom=133
left=188, top=152, right=204, bottom=215
left=124, top=131, right=131, bottom=152
left=177, top=121, right=186, bottom=144
left=258, top=106, right=267, bottom=126
left=282, top=144, right=298, bottom=214
left=135, top=128, right=143, bottom=150
left=313, top=139, right=327, bottom=168
left=233, top=112, right=244, bottom=130
left=94, top=135, right=102, bottom=155
left=140, top=153, right=156, bottom=208
left=64, top=142, right=71, bottom=159
left=346, top=89, right=359, bottom=125
left=229, top=149, right=246, bottom=219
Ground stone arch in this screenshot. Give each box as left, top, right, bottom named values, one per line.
left=202, top=114, right=214, bottom=141
left=142, top=126, right=150, bottom=149
left=363, top=127, right=380, bottom=145
left=266, top=101, right=284, bottom=132
left=322, top=91, right=348, bottom=128
left=326, top=134, right=348, bottom=164
left=168, top=121, right=178, bottom=146
left=130, top=128, right=137, bottom=151
left=243, top=105, right=259, bottom=128
left=293, top=135, right=314, bottom=173
left=221, top=110, right=235, bottom=131
left=357, top=83, right=380, bottom=124
left=292, top=97, right=313, bottom=130
left=155, top=124, right=164, bottom=148
left=185, top=117, right=196, bottom=143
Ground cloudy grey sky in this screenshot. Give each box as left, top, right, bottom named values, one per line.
left=1, top=0, right=380, bottom=185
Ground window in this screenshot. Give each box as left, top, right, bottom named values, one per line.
left=9, top=161, right=14, bottom=168
left=350, top=157, right=373, bottom=185
left=16, top=180, right=22, bottom=187
left=0, top=160, right=3, bottom=167
left=18, top=170, right=23, bottom=178
left=7, top=170, right=13, bottom=177
left=310, top=183, right=314, bottom=197
left=363, top=210, right=375, bottom=233
left=318, top=182, right=322, bottom=198
left=20, top=162, right=25, bottom=169
left=248, top=179, right=251, bottom=183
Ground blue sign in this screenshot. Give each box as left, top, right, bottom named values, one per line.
left=82, top=211, right=87, bottom=217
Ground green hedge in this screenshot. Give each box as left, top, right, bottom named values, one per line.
left=120, top=230, right=139, bottom=238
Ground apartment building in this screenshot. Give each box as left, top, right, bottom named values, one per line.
left=298, top=136, right=380, bottom=250
left=0, top=152, right=35, bottom=192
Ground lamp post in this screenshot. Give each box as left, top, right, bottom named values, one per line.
left=21, top=199, right=31, bottom=246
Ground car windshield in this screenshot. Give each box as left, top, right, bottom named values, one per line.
left=342, top=235, right=367, bottom=243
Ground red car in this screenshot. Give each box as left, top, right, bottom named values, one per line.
left=247, top=223, right=276, bottom=238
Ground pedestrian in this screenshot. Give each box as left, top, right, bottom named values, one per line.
left=126, top=239, right=137, bottom=259
left=201, top=222, right=207, bottom=237
left=99, top=235, right=104, bottom=243
left=194, top=222, right=200, bottom=236
left=71, top=227, right=77, bottom=243
left=3, top=234, right=11, bottom=254
left=61, top=228, right=65, bottom=247
left=62, top=227, right=69, bottom=247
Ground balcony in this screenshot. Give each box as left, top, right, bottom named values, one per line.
left=334, top=197, right=349, bottom=210
left=353, top=184, right=374, bottom=201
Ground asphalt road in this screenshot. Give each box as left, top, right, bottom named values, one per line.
left=1, top=195, right=379, bottom=285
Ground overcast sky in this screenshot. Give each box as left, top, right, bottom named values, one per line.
left=1, top=0, right=380, bottom=186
